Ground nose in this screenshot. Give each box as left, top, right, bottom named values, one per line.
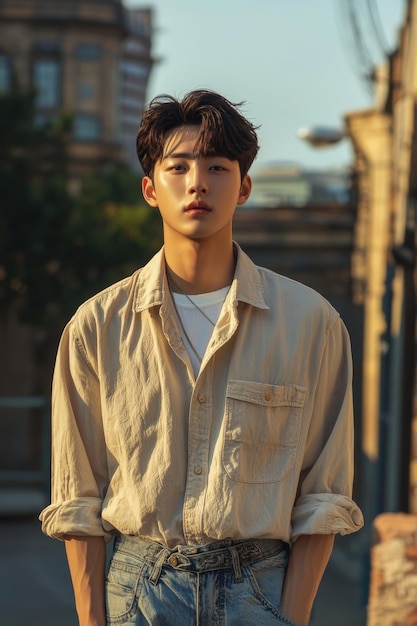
left=187, top=162, right=208, bottom=194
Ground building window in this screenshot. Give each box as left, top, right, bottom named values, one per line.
left=120, top=59, right=148, bottom=79
left=33, top=59, right=61, bottom=108
left=73, top=113, right=101, bottom=141
left=78, top=82, right=94, bottom=100
left=0, top=53, right=12, bottom=93
left=74, top=44, right=102, bottom=61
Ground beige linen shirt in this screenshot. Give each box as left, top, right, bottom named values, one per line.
left=40, top=244, right=364, bottom=547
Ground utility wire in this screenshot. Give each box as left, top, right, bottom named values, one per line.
left=365, top=0, right=390, bottom=55
left=346, top=0, right=375, bottom=93
left=335, top=0, right=392, bottom=96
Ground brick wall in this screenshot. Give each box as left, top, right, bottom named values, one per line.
left=368, top=513, right=417, bottom=625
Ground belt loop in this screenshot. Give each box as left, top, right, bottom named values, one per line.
left=229, top=546, right=243, bottom=583
left=148, top=548, right=170, bottom=586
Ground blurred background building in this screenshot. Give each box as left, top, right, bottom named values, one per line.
left=0, top=0, right=153, bottom=173
left=342, top=2, right=417, bottom=622
left=0, top=0, right=155, bottom=514
left=345, top=0, right=416, bottom=522
left=245, top=163, right=351, bottom=209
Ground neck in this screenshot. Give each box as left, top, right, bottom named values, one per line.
left=164, top=236, right=235, bottom=295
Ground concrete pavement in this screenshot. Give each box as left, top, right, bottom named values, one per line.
left=0, top=497, right=368, bottom=626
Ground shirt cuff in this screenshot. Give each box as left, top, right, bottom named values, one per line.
left=291, top=493, right=364, bottom=540
left=39, top=497, right=113, bottom=541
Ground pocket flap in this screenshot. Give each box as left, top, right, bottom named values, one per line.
left=226, top=380, right=305, bottom=408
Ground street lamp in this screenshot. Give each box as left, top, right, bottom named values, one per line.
left=296, top=126, right=346, bottom=148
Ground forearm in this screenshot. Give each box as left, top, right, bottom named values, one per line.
left=281, top=534, right=335, bottom=626
left=64, top=535, right=106, bottom=626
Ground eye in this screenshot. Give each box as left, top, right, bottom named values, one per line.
left=209, top=165, right=226, bottom=172
left=167, top=162, right=186, bottom=172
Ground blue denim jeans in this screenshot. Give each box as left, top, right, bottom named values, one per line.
left=105, top=535, right=298, bottom=625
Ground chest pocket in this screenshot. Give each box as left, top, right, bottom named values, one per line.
left=222, top=380, right=305, bottom=484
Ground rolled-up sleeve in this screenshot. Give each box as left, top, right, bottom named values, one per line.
left=291, top=316, right=364, bottom=539
left=39, top=317, right=111, bottom=540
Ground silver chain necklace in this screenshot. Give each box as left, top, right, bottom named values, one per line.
left=170, top=294, right=205, bottom=365
left=168, top=275, right=218, bottom=327
left=167, top=274, right=225, bottom=365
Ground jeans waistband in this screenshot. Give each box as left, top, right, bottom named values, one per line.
left=115, top=536, right=289, bottom=585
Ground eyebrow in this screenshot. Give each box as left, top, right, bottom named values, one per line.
left=162, top=151, right=196, bottom=161
left=162, top=151, right=227, bottom=163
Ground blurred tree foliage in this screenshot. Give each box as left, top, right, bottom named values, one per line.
left=0, top=87, right=162, bottom=328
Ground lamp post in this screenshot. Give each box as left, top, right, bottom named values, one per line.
left=296, top=126, right=346, bottom=148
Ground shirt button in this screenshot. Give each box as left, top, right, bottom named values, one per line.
left=198, top=395, right=206, bottom=404
left=194, top=465, right=202, bottom=475
left=265, top=392, right=272, bottom=402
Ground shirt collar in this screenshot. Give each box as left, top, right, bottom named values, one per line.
left=133, top=242, right=269, bottom=313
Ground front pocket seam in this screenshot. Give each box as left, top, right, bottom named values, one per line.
left=244, top=566, right=282, bottom=618
left=106, top=560, right=144, bottom=623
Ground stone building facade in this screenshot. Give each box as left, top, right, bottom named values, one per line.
left=0, top=0, right=153, bottom=173
left=0, top=1, right=154, bottom=492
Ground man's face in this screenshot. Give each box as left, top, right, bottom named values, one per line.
left=142, top=125, right=251, bottom=244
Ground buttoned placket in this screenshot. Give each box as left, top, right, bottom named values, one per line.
left=182, top=298, right=239, bottom=544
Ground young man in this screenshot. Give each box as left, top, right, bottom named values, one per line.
left=40, top=90, right=363, bottom=626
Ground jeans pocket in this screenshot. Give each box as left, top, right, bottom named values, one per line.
left=244, top=551, right=289, bottom=616
left=106, top=559, right=143, bottom=624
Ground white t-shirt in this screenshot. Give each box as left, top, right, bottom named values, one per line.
left=172, top=287, right=229, bottom=376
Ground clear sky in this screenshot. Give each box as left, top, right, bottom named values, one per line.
left=125, top=0, right=405, bottom=172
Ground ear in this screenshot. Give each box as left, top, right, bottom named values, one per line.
left=142, top=176, right=158, bottom=207
left=237, top=175, right=252, bottom=206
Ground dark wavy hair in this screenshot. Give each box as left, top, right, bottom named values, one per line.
left=136, top=89, right=260, bottom=179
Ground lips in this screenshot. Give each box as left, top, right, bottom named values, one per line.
left=185, top=201, right=211, bottom=212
